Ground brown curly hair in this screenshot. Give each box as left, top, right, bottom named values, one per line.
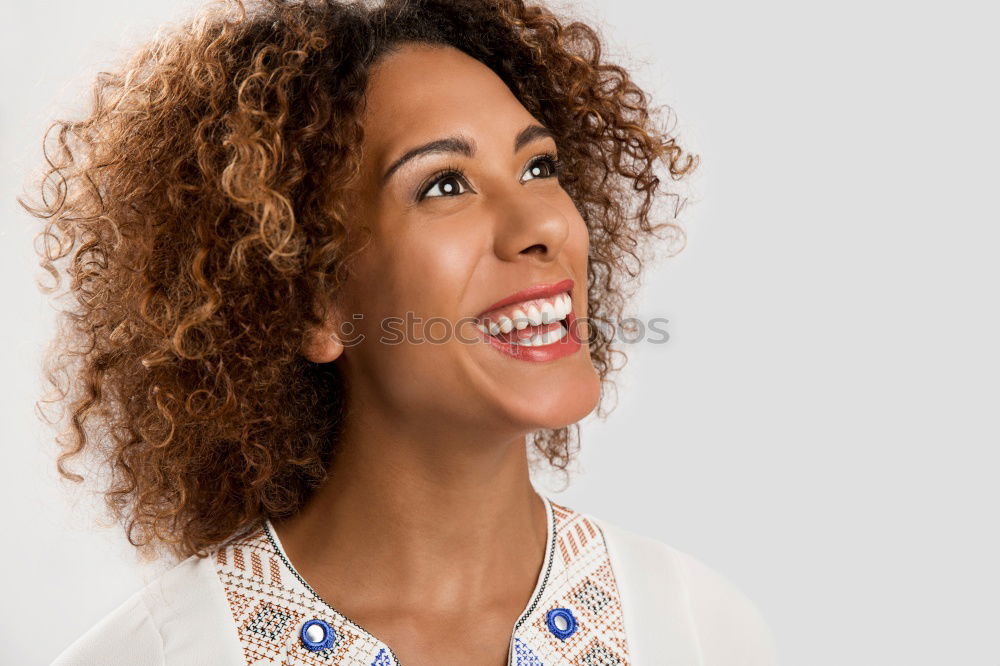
left=18, top=0, right=697, bottom=561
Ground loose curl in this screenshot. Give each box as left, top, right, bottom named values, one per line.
left=18, top=0, right=698, bottom=561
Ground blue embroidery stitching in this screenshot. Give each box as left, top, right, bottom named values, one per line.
left=514, top=637, right=544, bottom=665
left=371, top=648, right=393, bottom=666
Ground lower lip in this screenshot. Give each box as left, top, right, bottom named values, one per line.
left=479, top=311, right=583, bottom=362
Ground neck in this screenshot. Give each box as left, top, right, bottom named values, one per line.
left=270, top=399, right=549, bottom=615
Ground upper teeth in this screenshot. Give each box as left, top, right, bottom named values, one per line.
left=478, top=292, right=572, bottom=336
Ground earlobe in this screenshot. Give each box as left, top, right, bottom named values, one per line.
left=302, top=298, right=346, bottom=364
left=303, top=326, right=345, bottom=364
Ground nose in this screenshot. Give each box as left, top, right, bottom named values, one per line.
left=491, top=192, right=570, bottom=263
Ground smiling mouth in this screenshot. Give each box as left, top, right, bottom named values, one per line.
left=475, top=291, right=573, bottom=347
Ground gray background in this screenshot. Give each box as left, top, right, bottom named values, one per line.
left=3, top=0, right=998, bottom=664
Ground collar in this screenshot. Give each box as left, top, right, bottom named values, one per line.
left=213, top=495, right=630, bottom=665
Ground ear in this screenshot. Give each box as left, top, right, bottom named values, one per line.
left=301, top=295, right=345, bottom=364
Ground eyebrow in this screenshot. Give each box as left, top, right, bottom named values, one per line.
left=381, top=123, right=556, bottom=184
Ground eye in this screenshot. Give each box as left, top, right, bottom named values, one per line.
left=521, top=153, right=563, bottom=182
left=418, top=169, right=469, bottom=200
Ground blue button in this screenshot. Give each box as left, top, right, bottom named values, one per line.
left=545, top=608, right=577, bottom=641
left=300, top=618, right=336, bottom=651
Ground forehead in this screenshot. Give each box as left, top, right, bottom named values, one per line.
left=359, top=43, right=536, bottom=159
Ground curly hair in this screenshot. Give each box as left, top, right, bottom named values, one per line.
left=18, top=0, right=698, bottom=561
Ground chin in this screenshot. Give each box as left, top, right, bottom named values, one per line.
left=509, top=368, right=602, bottom=431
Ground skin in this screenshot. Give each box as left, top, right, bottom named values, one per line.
left=271, top=42, right=601, bottom=665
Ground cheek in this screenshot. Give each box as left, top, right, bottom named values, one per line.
left=407, top=230, right=481, bottom=286
left=564, top=212, right=590, bottom=267
left=404, top=207, right=486, bottom=274
left=360, top=220, right=482, bottom=339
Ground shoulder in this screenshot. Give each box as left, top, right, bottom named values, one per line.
left=51, top=584, right=162, bottom=666
left=588, top=513, right=778, bottom=666
left=51, top=550, right=243, bottom=666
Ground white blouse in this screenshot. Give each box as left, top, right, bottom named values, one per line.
left=51, top=496, right=776, bottom=665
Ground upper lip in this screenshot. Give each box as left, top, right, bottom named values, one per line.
left=475, top=278, right=574, bottom=320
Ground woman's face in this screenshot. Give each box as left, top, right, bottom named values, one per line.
left=322, top=42, right=600, bottom=438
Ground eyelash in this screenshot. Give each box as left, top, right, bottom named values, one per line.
left=416, top=153, right=564, bottom=202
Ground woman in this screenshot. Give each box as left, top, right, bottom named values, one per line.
left=22, top=0, right=775, bottom=663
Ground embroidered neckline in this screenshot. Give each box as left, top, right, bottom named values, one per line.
left=261, top=517, right=403, bottom=665
left=514, top=495, right=557, bottom=632
left=213, top=497, right=630, bottom=664
left=261, top=493, right=557, bottom=662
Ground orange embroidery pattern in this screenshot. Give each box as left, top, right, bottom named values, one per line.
left=512, top=502, right=630, bottom=664
left=214, top=533, right=396, bottom=665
